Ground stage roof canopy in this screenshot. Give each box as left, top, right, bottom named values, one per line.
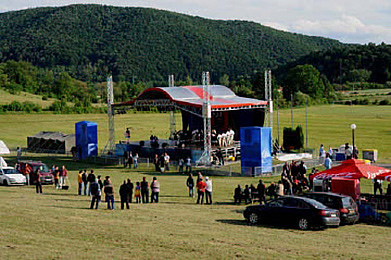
left=113, top=85, right=268, bottom=111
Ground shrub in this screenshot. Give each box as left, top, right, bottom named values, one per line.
left=379, top=99, right=390, bottom=105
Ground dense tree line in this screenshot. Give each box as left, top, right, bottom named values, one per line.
left=0, top=4, right=341, bottom=83
left=277, top=43, right=391, bottom=85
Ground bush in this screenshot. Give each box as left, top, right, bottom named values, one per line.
left=7, top=101, right=23, bottom=111
left=379, top=99, right=390, bottom=105
left=42, top=95, right=48, bottom=100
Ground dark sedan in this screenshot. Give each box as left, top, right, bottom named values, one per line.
left=301, top=192, right=359, bottom=225
left=243, top=196, right=340, bottom=230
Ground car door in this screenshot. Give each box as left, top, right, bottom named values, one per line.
left=0, top=169, right=4, bottom=183
left=266, top=198, right=288, bottom=225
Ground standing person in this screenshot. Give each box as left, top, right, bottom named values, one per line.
left=119, top=180, right=130, bottom=209
left=345, top=143, right=352, bottom=160
left=123, top=150, right=129, bottom=168
left=328, top=146, right=333, bottom=159
left=54, top=166, right=60, bottom=189
left=87, top=170, right=96, bottom=196
left=77, top=170, right=83, bottom=195
left=16, top=147, right=22, bottom=161
left=374, top=179, right=383, bottom=195
left=90, top=179, right=101, bottom=209
left=178, top=158, right=184, bottom=174
left=125, top=128, right=131, bottom=143
left=127, top=179, right=134, bottom=203
left=186, top=173, right=195, bottom=197
left=23, top=163, right=32, bottom=186
left=150, top=177, right=160, bottom=203
left=60, top=165, right=68, bottom=188
left=97, top=175, right=103, bottom=202
left=141, top=177, right=149, bottom=203
left=196, top=177, right=206, bottom=204
left=196, top=172, right=203, bottom=184
left=133, top=153, right=139, bottom=169
left=104, top=179, right=115, bottom=210
left=185, top=157, right=192, bottom=174
left=216, top=149, right=224, bottom=166
left=324, top=153, right=332, bottom=169
left=164, top=153, right=170, bottom=171
left=135, top=182, right=142, bottom=203
left=82, top=170, right=88, bottom=196
left=35, top=169, right=42, bottom=194
left=128, top=152, right=133, bottom=169
left=154, top=154, right=160, bottom=172
left=319, top=144, right=326, bottom=164
left=257, top=180, right=266, bottom=205
left=243, top=185, right=251, bottom=204
left=205, top=177, right=213, bottom=205
left=234, top=185, right=242, bottom=204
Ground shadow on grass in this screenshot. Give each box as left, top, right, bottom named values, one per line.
left=216, top=219, right=248, bottom=226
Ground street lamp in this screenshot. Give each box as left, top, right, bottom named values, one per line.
left=351, top=124, right=356, bottom=159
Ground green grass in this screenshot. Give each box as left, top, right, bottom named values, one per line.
left=0, top=155, right=389, bottom=259
left=1, top=105, right=391, bottom=162
left=1, top=104, right=391, bottom=259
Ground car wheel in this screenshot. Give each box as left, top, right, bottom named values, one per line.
left=3, top=180, right=8, bottom=186
left=298, top=218, right=310, bottom=230
left=247, top=212, right=259, bottom=225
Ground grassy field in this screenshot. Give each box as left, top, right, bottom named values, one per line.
left=1, top=105, right=391, bottom=259
left=0, top=155, right=389, bottom=260
left=3, top=104, right=390, bottom=161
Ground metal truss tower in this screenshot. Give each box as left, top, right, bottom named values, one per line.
left=197, top=71, right=212, bottom=166
left=102, top=76, right=115, bottom=155
left=168, top=75, right=176, bottom=138
left=264, top=70, right=273, bottom=148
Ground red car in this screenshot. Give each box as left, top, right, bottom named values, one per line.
left=17, top=161, right=54, bottom=185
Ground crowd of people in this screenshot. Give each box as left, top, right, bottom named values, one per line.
left=233, top=160, right=318, bottom=205
left=76, top=171, right=161, bottom=210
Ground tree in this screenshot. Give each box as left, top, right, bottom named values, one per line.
left=283, top=64, right=325, bottom=100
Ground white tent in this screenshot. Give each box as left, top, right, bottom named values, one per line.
left=0, top=140, right=10, bottom=154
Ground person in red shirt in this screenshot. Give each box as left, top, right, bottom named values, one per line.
left=196, top=177, right=206, bottom=204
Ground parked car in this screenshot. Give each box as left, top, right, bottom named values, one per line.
left=301, top=192, right=359, bottom=224
left=243, top=196, right=340, bottom=230
left=0, top=166, right=26, bottom=186
left=17, top=161, right=54, bottom=185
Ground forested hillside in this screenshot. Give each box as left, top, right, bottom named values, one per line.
left=0, top=4, right=342, bottom=83
left=278, top=43, right=391, bottom=85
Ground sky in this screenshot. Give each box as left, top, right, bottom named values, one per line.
left=0, top=0, right=391, bottom=44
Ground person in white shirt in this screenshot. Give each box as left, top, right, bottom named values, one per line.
left=186, top=157, right=192, bottom=174
left=205, top=177, right=213, bottom=205
left=164, top=153, right=170, bottom=171
left=217, top=134, right=222, bottom=147
left=221, top=133, right=227, bottom=147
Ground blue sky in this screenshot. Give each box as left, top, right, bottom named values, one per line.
left=1, top=0, right=390, bottom=44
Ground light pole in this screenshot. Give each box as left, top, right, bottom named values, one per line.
left=351, top=124, right=356, bottom=159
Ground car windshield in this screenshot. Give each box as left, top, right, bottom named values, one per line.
left=305, top=198, right=327, bottom=209
left=32, top=164, right=49, bottom=172
left=3, top=168, right=17, bottom=174
left=342, top=197, right=354, bottom=208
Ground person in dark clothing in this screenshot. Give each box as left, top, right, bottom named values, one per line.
left=104, top=180, right=115, bottom=210
left=266, top=182, right=277, bottom=199
left=250, top=184, right=257, bottom=201
left=90, top=179, right=101, bottom=209
left=123, top=150, right=129, bottom=168
left=186, top=173, right=195, bottom=197
left=243, top=185, right=251, bottom=204
left=216, top=149, right=224, bottom=165
left=257, top=180, right=266, bottom=204
left=35, top=169, right=42, bottom=194
left=87, top=170, right=96, bottom=196
left=387, top=183, right=391, bottom=196
left=141, top=177, right=149, bottom=203
left=374, top=179, right=383, bottom=195
left=127, top=179, right=134, bottom=203
left=154, top=154, right=160, bottom=172
left=82, top=170, right=88, bottom=196
left=119, top=180, right=130, bottom=209
left=234, top=185, right=242, bottom=204
left=97, top=175, right=103, bottom=202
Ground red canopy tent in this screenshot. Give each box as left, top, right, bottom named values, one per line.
left=311, top=159, right=390, bottom=180
left=374, top=171, right=391, bottom=181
